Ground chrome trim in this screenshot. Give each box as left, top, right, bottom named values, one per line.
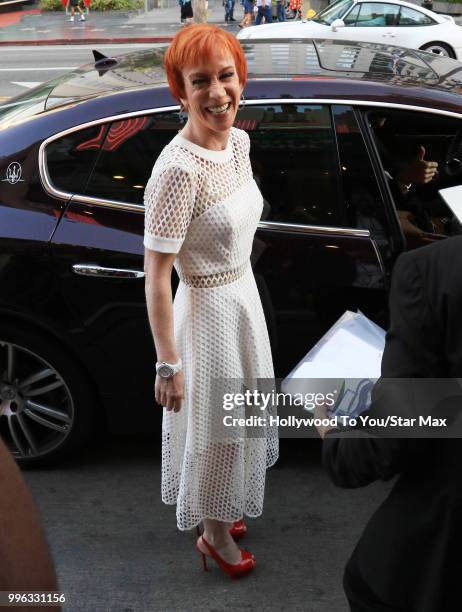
left=370, top=237, right=386, bottom=277
left=72, top=264, right=145, bottom=279
left=258, top=220, right=370, bottom=237
left=39, top=98, right=462, bottom=215
left=72, top=193, right=144, bottom=212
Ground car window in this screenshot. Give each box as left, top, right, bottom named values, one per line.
left=45, top=124, right=109, bottom=195
left=343, top=4, right=360, bottom=24
left=84, top=112, right=182, bottom=205
left=235, top=104, right=343, bottom=227
left=312, top=0, right=354, bottom=25
left=398, top=6, right=435, bottom=26
left=332, top=105, right=389, bottom=239
left=356, top=3, right=400, bottom=26
left=366, top=109, right=462, bottom=250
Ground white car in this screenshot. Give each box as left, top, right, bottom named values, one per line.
left=238, top=0, right=462, bottom=59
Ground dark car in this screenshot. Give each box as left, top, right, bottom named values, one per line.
left=1, top=39, right=462, bottom=465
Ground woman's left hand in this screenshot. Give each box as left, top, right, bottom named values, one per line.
left=155, top=371, right=185, bottom=413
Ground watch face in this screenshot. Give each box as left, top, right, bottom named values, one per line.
left=158, top=365, right=173, bottom=378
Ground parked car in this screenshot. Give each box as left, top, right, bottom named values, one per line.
left=1, top=39, right=462, bottom=466
left=238, top=0, right=462, bottom=59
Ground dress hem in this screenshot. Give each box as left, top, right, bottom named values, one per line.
left=162, top=452, right=279, bottom=532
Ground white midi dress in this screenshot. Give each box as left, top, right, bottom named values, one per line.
left=144, top=127, right=279, bottom=531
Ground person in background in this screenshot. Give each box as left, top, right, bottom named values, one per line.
left=0, top=439, right=60, bottom=611
left=276, top=0, right=285, bottom=21
left=255, top=0, right=272, bottom=24
left=224, top=0, right=236, bottom=22
left=240, top=0, right=255, bottom=27
left=67, top=0, right=85, bottom=22
left=288, top=0, right=302, bottom=19
left=179, top=0, right=194, bottom=25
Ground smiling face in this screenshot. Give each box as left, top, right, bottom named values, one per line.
left=179, top=51, right=243, bottom=144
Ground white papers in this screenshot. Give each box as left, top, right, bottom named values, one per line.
left=439, top=185, right=462, bottom=224
left=281, top=311, right=386, bottom=418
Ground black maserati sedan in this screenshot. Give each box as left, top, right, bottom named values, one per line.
left=1, top=39, right=462, bottom=465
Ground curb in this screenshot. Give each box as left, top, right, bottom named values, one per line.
left=0, top=36, right=173, bottom=45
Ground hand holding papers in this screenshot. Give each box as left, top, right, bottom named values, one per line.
left=282, top=311, right=386, bottom=419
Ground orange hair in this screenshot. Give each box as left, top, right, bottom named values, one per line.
left=164, top=24, right=247, bottom=101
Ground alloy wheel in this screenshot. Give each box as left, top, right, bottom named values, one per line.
left=424, top=44, right=451, bottom=57
left=0, top=341, right=74, bottom=460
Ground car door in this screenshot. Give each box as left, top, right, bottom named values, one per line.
left=235, top=102, right=399, bottom=377
left=47, top=111, right=181, bottom=432
left=341, top=2, right=401, bottom=45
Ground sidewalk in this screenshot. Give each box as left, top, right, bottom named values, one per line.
left=0, top=1, right=241, bottom=45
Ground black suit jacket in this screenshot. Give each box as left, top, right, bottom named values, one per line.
left=323, top=235, right=462, bottom=612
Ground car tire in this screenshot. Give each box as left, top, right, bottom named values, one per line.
left=420, top=42, right=455, bottom=59
left=0, top=323, right=98, bottom=467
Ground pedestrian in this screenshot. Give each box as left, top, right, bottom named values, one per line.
left=255, top=0, right=272, bottom=24
left=67, top=0, right=85, bottom=22
left=239, top=0, right=255, bottom=27
left=288, top=0, right=302, bottom=20
left=0, top=439, right=60, bottom=608
left=179, top=0, right=194, bottom=25
left=224, top=0, right=236, bottom=22
left=144, top=23, right=278, bottom=578
left=316, top=235, right=462, bottom=611
left=276, top=0, right=285, bottom=21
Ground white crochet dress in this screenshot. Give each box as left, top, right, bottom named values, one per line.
left=144, top=127, right=278, bottom=531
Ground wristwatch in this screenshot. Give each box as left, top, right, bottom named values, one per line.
left=156, top=359, right=182, bottom=379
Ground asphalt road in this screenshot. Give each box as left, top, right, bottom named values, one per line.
left=23, top=436, right=391, bottom=612
left=0, top=43, right=159, bottom=100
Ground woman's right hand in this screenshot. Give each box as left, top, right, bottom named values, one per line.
left=155, top=370, right=185, bottom=413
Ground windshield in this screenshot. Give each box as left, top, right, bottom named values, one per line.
left=312, top=0, right=354, bottom=25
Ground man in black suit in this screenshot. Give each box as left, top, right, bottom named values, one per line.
left=317, top=235, right=462, bottom=612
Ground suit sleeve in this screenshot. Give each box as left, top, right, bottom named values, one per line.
left=323, top=251, right=439, bottom=488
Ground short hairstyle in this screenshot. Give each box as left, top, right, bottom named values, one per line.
left=164, top=24, right=247, bottom=101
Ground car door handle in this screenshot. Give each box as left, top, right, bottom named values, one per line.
left=382, top=32, right=396, bottom=37
left=72, top=264, right=145, bottom=279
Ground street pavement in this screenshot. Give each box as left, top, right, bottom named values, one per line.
left=0, top=1, right=241, bottom=44
left=24, top=435, right=392, bottom=612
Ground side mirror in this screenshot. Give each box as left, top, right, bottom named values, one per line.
left=331, top=18, right=345, bottom=32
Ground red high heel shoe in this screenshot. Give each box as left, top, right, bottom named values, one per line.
left=229, top=520, right=247, bottom=540
left=196, top=534, right=256, bottom=579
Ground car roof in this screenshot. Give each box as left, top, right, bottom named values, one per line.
left=1, top=39, right=462, bottom=127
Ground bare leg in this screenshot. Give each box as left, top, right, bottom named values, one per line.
left=0, top=440, right=60, bottom=611
left=198, top=518, right=241, bottom=564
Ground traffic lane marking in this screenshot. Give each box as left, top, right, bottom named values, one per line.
left=0, top=67, right=78, bottom=72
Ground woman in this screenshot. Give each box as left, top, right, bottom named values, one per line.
left=239, top=0, right=254, bottom=27
left=143, top=24, right=278, bottom=579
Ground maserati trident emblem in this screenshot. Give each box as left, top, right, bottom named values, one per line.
left=2, top=162, right=24, bottom=185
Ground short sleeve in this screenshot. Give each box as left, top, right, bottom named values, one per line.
left=143, top=164, right=195, bottom=254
